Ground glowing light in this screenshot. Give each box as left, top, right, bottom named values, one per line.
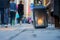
left=38, top=18, right=43, bottom=25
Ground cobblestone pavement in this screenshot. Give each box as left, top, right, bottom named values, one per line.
left=0, top=24, right=60, bottom=40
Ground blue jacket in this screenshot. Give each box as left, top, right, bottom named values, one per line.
left=10, top=2, right=16, bottom=11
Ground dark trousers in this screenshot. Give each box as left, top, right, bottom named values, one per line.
left=0, top=8, right=9, bottom=25
left=17, top=12, right=23, bottom=24
left=10, top=11, right=16, bottom=25
left=51, top=12, right=60, bottom=28
left=55, top=16, right=60, bottom=28
left=4, top=8, right=9, bottom=25
left=0, top=9, right=4, bottom=24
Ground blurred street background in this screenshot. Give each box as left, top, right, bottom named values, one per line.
left=0, top=0, right=60, bottom=40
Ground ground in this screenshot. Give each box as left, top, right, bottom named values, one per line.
left=0, top=24, right=60, bottom=40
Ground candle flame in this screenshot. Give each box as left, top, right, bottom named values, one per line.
left=38, top=18, right=43, bottom=25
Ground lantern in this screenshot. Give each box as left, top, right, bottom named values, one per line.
left=33, top=5, right=48, bottom=28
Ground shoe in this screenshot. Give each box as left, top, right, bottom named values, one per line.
left=8, top=24, right=11, bottom=26
left=4, top=25, right=8, bottom=28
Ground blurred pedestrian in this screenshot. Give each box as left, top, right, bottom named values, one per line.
left=9, top=0, right=16, bottom=26
left=22, top=17, right=27, bottom=23
left=18, top=1, right=24, bottom=24
left=0, top=0, right=10, bottom=27
left=27, top=17, right=32, bottom=24
left=38, top=0, right=42, bottom=5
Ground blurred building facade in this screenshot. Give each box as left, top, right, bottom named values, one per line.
left=15, top=0, right=34, bottom=18
left=15, top=0, right=52, bottom=18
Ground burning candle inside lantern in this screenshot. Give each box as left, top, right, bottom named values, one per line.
left=37, top=17, right=44, bottom=25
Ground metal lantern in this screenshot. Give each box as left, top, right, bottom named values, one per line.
left=33, top=5, right=48, bottom=28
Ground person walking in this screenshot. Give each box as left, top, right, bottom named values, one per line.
left=38, top=0, right=42, bottom=5
left=18, top=1, right=24, bottom=24
left=9, top=0, right=16, bottom=26
left=0, top=0, right=10, bottom=27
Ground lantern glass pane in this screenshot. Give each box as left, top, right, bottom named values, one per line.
left=35, top=15, right=45, bottom=26
left=37, top=17, right=44, bottom=25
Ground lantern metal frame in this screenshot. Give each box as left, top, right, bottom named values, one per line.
left=33, top=6, right=48, bottom=28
